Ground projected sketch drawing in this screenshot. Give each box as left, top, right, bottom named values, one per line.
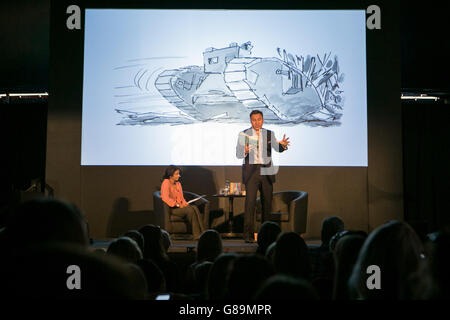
left=115, top=42, right=344, bottom=127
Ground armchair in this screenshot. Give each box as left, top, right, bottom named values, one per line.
left=153, top=191, right=210, bottom=238
left=255, top=190, right=308, bottom=234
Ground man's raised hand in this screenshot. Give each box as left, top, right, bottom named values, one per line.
left=280, top=134, right=290, bottom=148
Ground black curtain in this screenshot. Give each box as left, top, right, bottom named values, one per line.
left=402, top=101, right=450, bottom=236
left=2, top=101, right=48, bottom=213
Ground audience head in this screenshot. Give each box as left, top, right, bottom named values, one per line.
left=106, top=236, right=143, bottom=264
left=412, top=227, right=450, bottom=299
left=256, top=221, right=281, bottom=256
left=265, top=242, right=276, bottom=261
left=255, top=274, right=319, bottom=300
left=226, top=254, right=274, bottom=300
left=273, top=232, right=311, bottom=280
left=194, top=261, right=214, bottom=297
left=0, top=243, right=143, bottom=299
left=5, top=198, right=89, bottom=249
left=138, top=224, right=168, bottom=262
left=429, top=229, right=450, bottom=299
left=160, top=228, right=172, bottom=252
left=125, top=263, right=149, bottom=299
left=123, top=230, right=145, bottom=253
left=321, top=216, right=344, bottom=249
left=348, top=220, right=424, bottom=300
left=196, top=229, right=223, bottom=263
left=136, top=258, right=166, bottom=296
left=329, top=230, right=368, bottom=252
left=332, top=234, right=366, bottom=300
left=207, top=253, right=238, bottom=300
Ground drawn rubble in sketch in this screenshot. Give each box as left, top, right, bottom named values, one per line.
left=115, top=41, right=344, bottom=126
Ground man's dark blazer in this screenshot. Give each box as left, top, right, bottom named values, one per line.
left=236, top=127, right=286, bottom=185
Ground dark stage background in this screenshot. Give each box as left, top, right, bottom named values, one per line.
left=2, top=0, right=449, bottom=240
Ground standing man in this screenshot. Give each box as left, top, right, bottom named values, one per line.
left=236, top=110, right=290, bottom=242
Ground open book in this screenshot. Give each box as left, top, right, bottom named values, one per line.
left=238, top=132, right=259, bottom=146
left=187, top=195, right=207, bottom=204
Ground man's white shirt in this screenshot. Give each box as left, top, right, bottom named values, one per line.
left=251, top=128, right=264, bottom=164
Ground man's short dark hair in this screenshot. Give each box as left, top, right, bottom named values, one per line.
left=250, top=110, right=263, bottom=118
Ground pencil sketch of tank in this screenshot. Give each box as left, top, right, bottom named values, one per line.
left=114, top=41, right=345, bottom=127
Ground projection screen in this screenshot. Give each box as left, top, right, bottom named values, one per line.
left=81, top=9, right=367, bottom=166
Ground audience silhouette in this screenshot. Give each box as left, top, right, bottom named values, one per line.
left=332, top=233, right=366, bottom=300
left=255, top=221, right=281, bottom=256
left=138, top=224, right=180, bottom=293
left=226, top=254, right=274, bottom=300
left=4, top=198, right=89, bottom=249
left=310, top=216, right=344, bottom=279
left=206, top=253, right=238, bottom=300
left=106, top=236, right=143, bottom=264
left=2, top=198, right=446, bottom=301
left=185, top=229, right=223, bottom=295
left=309, top=216, right=344, bottom=299
left=426, top=228, right=450, bottom=299
left=272, top=232, right=311, bottom=280
left=196, top=229, right=223, bottom=263
left=123, top=230, right=145, bottom=254
left=161, top=228, right=172, bottom=253
left=348, top=220, right=424, bottom=299
left=255, top=274, right=319, bottom=300
left=135, top=258, right=167, bottom=298
left=192, top=261, right=213, bottom=300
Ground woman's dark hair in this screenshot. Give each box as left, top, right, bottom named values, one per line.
left=136, top=258, right=166, bottom=294
left=329, top=230, right=367, bottom=252
left=138, top=224, right=168, bottom=262
left=123, top=230, right=145, bottom=254
left=332, top=234, right=366, bottom=300
left=6, top=198, right=89, bottom=248
left=255, top=274, right=319, bottom=300
left=411, top=227, right=450, bottom=299
left=106, top=236, right=143, bottom=264
left=161, top=165, right=181, bottom=181
left=226, top=254, right=274, bottom=300
left=206, top=253, right=238, bottom=300
left=321, top=216, right=344, bottom=248
left=256, top=221, right=281, bottom=256
left=348, top=220, right=424, bottom=300
left=197, top=229, right=223, bottom=263
left=273, top=232, right=312, bottom=280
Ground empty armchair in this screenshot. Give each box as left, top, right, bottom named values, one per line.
left=153, top=191, right=210, bottom=238
left=255, top=191, right=308, bottom=234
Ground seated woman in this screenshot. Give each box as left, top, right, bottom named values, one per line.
left=160, top=165, right=205, bottom=240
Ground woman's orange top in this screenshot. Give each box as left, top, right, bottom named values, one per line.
left=160, top=179, right=188, bottom=208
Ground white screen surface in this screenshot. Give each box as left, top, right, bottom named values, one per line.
left=82, top=9, right=367, bottom=166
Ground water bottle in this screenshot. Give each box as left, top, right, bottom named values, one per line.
left=224, top=180, right=230, bottom=195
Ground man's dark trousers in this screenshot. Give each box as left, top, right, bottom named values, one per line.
left=244, top=164, right=273, bottom=239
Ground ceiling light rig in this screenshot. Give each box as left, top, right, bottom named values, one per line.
left=0, top=92, right=48, bottom=103
left=401, top=93, right=439, bottom=102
